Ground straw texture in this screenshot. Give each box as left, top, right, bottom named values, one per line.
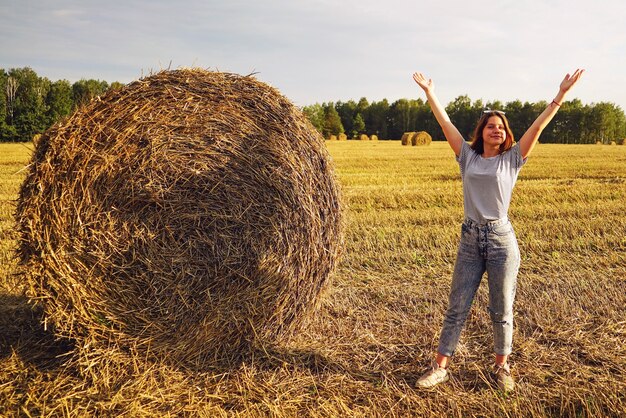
left=15, top=68, right=343, bottom=368
left=400, top=132, right=414, bottom=146
left=411, top=131, right=432, bottom=146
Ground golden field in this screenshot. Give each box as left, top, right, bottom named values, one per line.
left=1, top=141, right=625, bottom=417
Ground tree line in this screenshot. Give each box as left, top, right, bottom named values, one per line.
left=303, top=95, right=626, bottom=144
left=2, top=67, right=625, bottom=144
left=0, top=67, right=123, bottom=142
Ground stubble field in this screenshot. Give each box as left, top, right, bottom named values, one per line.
left=1, top=140, right=625, bottom=417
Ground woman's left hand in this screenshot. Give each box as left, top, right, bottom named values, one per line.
left=560, top=69, right=585, bottom=93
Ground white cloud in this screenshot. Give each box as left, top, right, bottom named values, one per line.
left=0, top=0, right=624, bottom=109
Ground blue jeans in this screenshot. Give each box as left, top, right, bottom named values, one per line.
left=438, top=217, right=520, bottom=357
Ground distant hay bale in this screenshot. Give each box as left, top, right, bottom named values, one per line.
left=359, top=134, right=369, bottom=141
left=338, top=133, right=347, bottom=141
left=411, top=131, right=432, bottom=146
left=371, top=134, right=378, bottom=141
left=329, top=134, right=337, bottom=141
left=610, top=141, right=617, bottom=146
left=16, top=68, right=343, bottom=368
left=401, top=132, right=415, bottom=146
left=596, top=141, right=603, bottom=145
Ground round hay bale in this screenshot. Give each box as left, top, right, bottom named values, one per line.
left=359, top=134, right=369, bottom=141
left=370, top=134, right=379, bottom=141
left=16, top=68, right=343, bottom=368
left=411, top=131, right=432, bottom=146
left=610, top=140, right=617, bottom=146
left=338, top=133, right=347, bottom=141
left=329, top=134, right=337, bottom=141
left=400, top=132, right=415, bottom=146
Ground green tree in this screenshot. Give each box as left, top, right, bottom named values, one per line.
left=305, top=94, right=626, bottom=144
left=503, top=100, right=524, bottom=137
left=367, top=99, right=390, bottom=138
left=352, top=113, right=365, bottom=137
left=0, top=69, right=17, bottom=141
left=458, top=99, right=485, bottom=139
left=46, top=79, right=73, bottom=125
left=335, top=100, right=357, bottom=138
left=0, top=67, right=125, bottom=142
left=410, top=98, right=442, bottom=140
left=446, top=95, right=474, bottom=139
left=548, top=99, right=584, bottom=143
left=7, top=67, right=50, bottom=141
left=388, top=99, right=411, bottom=139
left=72, top=79, right=109, bottom=108
left=356, top=97, right=369, bottom=131
left=0, top=69, right=6, bottom=120
left=322, top=103, right=344, bottom=137
left=563, top=99, right=587, bottom=143
left=585, top=102, right=626, bottom=143
left=110, top=81, right=125, bottom=90
left=302, top=103, right=325, bottom=133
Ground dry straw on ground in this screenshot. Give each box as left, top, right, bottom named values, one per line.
left=2, top=141, right=626, bottom=416
left=15, top=68, right=343, bottom=369
left=411, top=131, right=432, bottom=146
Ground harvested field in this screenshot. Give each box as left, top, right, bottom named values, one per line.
left=2, top=141, right=626, bottom=417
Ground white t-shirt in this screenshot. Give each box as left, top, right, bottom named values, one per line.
left=456, top=141, right=526, bottom=224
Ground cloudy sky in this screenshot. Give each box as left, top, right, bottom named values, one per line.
left=1, top=0, right=624, bottom=109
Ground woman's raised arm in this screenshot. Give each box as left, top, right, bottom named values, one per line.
left=519, top=69, right=585, bottom=159
left=413, top=72, right=465, bottom=156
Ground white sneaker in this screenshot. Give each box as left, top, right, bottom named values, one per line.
left=416, top=362, right=449, bottom=388
left=493, top=363, right=515, bottom=393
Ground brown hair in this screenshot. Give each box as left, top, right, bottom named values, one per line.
left=470, top=111, right=515, bottom=155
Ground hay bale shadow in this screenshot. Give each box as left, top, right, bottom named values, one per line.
left=0, top=293, right=73, bottom=371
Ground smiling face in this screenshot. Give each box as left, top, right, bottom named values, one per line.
left=482, top=115, right=506, bottom=148
left=470, top=111, right=515, bottom=155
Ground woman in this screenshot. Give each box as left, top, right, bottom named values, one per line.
left=412, top=69, right=584, bottom=392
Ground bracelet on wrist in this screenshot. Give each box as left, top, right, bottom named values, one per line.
left=552, top=99, right=562, bottom=107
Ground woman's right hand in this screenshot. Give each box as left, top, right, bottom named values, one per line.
left=413, top=72, right=434, bottom=94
